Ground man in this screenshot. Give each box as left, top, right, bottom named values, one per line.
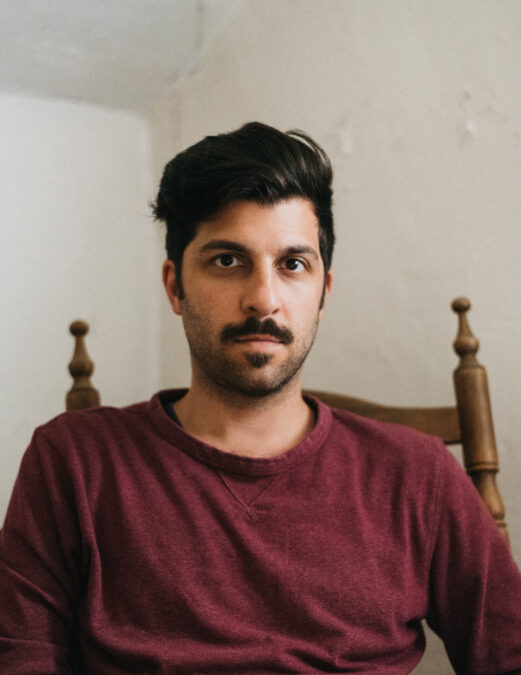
left=1, top=122, right=521, bottom=673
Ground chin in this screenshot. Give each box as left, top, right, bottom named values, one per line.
left=245, top=352, right=274, bottom=368
left=220, top=369, right=300, bottom=399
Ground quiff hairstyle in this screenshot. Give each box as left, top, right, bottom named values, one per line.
left=152, top=121, right=334, bottom=297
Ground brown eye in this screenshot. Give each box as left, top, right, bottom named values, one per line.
left=284, top=258, right=304, bottom=271
left=215, top=254, right=239, bottom=267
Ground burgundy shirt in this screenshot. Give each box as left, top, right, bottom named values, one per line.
left=1, top=390, right=520, bottom=673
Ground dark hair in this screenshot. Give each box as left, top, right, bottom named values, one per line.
left=152, top=122, right=334, bottom=295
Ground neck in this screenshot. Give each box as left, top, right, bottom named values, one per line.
left=173, top=376, right=314, bottom=459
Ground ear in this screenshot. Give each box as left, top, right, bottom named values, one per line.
left=319, top=271, right=333, bottom=317
left=162, top=260, right=183, bottom=315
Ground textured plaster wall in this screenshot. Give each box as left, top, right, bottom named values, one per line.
left=150, top=2, right=521, bottom=670
left=0, top=92, right=162, bottom=522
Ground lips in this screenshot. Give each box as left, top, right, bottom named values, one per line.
left=235, top=335, right=281, bottom=343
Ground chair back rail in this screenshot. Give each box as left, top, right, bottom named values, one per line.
left=304, top=394, right=460, bottom=443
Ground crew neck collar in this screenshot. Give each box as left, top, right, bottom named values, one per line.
left=147, top=389, right=332, bottom=477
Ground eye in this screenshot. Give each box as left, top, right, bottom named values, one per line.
left=283, top=258, right=305, bottom=272
left=214, top=254, right=240, bottom=268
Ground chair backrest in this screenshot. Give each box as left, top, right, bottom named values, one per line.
left=66, top=297, right=508, bottom=547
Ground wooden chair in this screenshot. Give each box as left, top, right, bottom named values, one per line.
left=66, top=297, right=508, bottom=547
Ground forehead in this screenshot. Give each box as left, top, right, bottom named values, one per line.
left=188, top=198, right=320, bottom=254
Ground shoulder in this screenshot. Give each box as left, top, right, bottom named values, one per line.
left=34, top=399, right=150, bottom=444
left=26, top=396, right=167, bottom=474
left=27, top=389, right=189, bottom=468
left=324, top=403, right=481, bottom=522
left=19, top=396, right=169, bottom=499
left=320, top=402, right=463, bottom=512
left=310, top=402, right=466, bottom=561
left=326, top=403, right=446, bottom=466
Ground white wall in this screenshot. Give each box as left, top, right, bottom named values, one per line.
left=0, top=92, right=163, bottom=521
left=149, top=1, right=521, bottom=670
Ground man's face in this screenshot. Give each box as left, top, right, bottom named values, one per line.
left=163, top=198, right=332, bottom=398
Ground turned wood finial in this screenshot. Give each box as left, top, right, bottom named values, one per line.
left=451, top=298, right=509, bottom=546
left=66, top=320, right=100, bottom=411
left=452, top=297, right=479, bottom=365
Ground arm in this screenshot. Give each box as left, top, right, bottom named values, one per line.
left=0, top=429, right=81, bottom=673
left=426, top=448, right=521, bottom=674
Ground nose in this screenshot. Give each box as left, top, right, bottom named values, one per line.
left=240, top=266, right=280, bottom=318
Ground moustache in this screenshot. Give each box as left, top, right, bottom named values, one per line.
left=220, top=317, right=294, bottom=345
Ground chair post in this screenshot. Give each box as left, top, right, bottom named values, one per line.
left=66, top=320, right=100, bottom=411
left=451, top=298, right=509, bottom=546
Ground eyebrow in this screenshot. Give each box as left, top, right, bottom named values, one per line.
left=199, top=240, right=250, bottom=255
left=198, top=239, right=319, bottom=260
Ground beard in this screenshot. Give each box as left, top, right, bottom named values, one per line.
left=180, top=302, right=319, bottom=398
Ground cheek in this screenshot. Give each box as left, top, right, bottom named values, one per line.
left=285, top=293, right=322, bottom=334
left=285, top=283, right=323, bottom=313
left=185, top=285, right=239, bottom=323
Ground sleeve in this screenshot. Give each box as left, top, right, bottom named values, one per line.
left=0, top=428, right=81, bottom=673
left=426, top=446, right=521, bottom=674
